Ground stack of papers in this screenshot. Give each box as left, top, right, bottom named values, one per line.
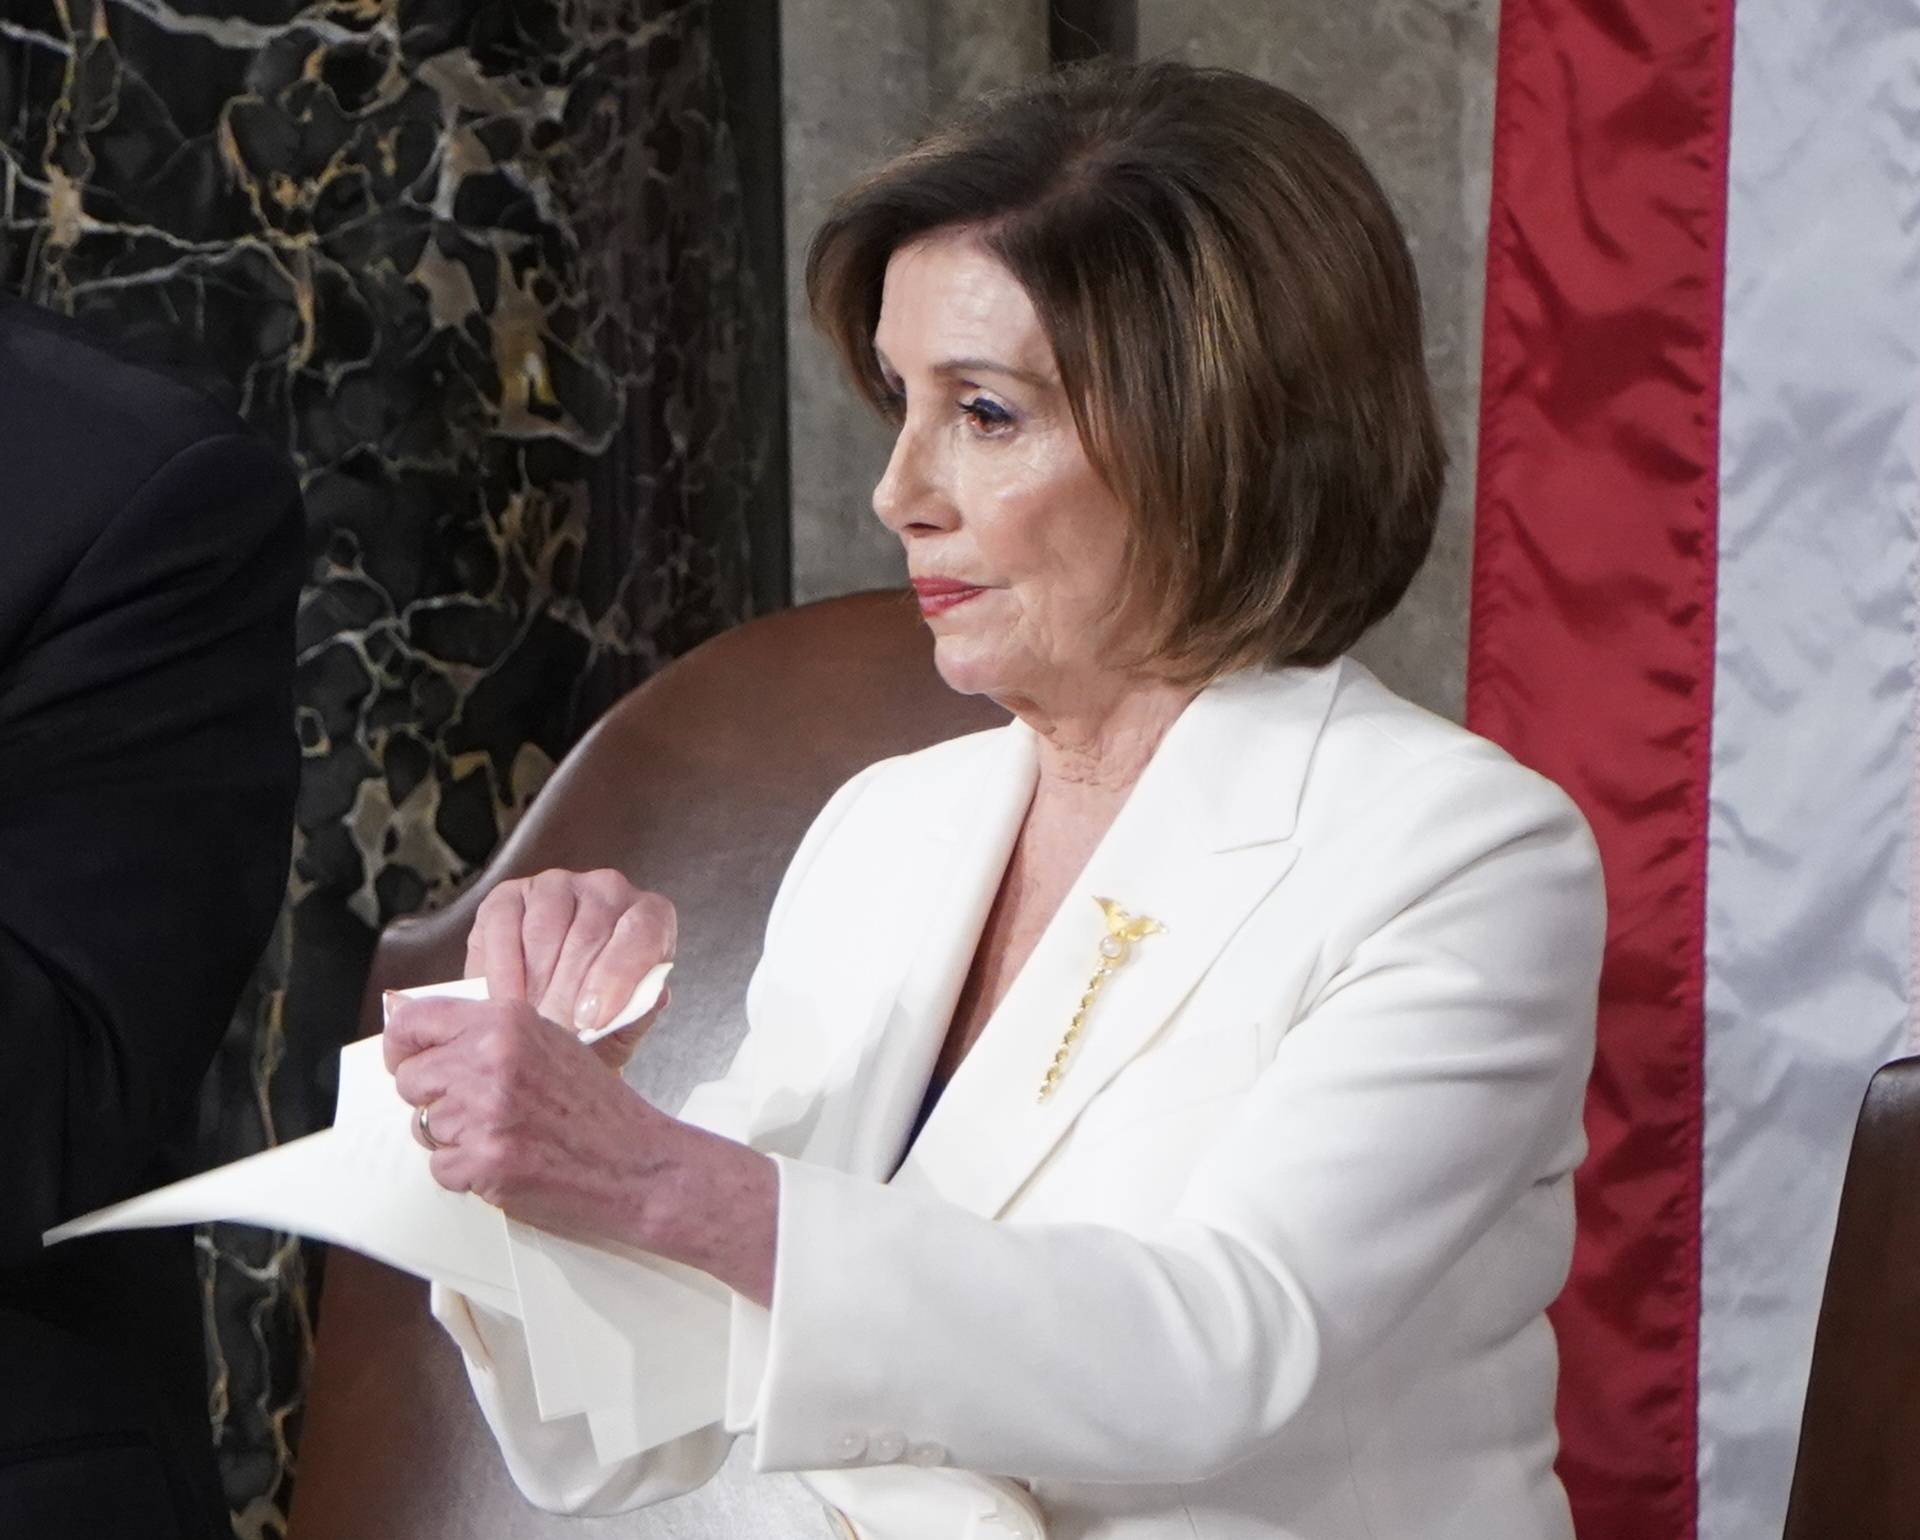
left=43, top=967, right=725, bottom=1463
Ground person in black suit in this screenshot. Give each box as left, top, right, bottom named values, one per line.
left=0, top=296, right=302, bottom=1539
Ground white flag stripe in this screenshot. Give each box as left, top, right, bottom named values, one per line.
left=1700, top=2, right=1920, bottom=1536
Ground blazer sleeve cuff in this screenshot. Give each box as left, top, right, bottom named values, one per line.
left=724, top=1166, right=779, bottom=1435
left=749, top=1154, right=937, bottom=1474
left=724, top=1296, right=771, bottom=1430
left=744, top=1152, right=1326, bottom=1484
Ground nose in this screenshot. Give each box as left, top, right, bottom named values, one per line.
left=871, top=415, right=957, bottom=537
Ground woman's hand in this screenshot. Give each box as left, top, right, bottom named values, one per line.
left=383, top=993, right=778, bottom=1302
left=386, top=994, right=674, bottom=1242
left=465, top=868, right=675, bottom=1069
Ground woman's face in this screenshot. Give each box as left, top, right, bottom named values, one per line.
left=870, top=229, right=1143, bottom=713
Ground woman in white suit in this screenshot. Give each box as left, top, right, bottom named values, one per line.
left=383, top=60, right=1604, bottom=1540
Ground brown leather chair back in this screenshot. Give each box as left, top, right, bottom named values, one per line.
left=289, top=591, right=1006, bottom=1539
left=1782, top=1055, right=1920, bottom=1539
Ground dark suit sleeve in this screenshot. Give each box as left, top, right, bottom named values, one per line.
left=0, top=431, right=302, bottom=1264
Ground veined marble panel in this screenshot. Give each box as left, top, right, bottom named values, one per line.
left=0, top=0, right=775, bottom=1530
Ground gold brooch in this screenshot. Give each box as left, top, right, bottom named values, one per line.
left=1037, top=896, right=1166, bottom=1102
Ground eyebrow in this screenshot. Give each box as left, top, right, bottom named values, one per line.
left=874, top=347, right=1055, bottom=391
left=935, top=355, right=1055, bottom=389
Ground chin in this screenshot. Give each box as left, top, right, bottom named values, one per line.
left=928, top=635, right=1015, bottom=700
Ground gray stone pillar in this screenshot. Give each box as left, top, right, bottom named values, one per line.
left=782, top=0, right=1049, bottom=603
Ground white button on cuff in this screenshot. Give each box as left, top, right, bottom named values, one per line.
left=906, top=1440, right=947, bottom=1467
left=833, top=1431, right=868, bottom=1462
left=868, top=1430, right=906, bottom=1463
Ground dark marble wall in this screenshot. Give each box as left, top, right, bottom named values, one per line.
left=0, top=0, right=781, bottom=1531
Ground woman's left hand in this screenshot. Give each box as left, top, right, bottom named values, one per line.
left=385, top=992, right=674, bottom=1242
left=383, top=993, right=778, bottom=1301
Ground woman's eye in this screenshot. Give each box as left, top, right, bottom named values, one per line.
left=961, top=397, right=1014, bottom=433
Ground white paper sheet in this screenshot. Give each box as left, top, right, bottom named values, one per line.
left=41, top=964, right=727, bottom=1463
left=43, top=1032, right=523, bottom=1312
left=511, top=1221, right=731, bottom=1457
left=387, top=968, right=671, bottom=1046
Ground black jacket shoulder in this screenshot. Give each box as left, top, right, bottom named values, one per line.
left=0, top=295, right=300, bottom=1540
left=0, top=296, right=300, bottom=667
left=0, top=295, right=275, bottom=530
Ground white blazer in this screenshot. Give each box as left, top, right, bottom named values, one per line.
left=434, top=658, right=1604, bottom=1540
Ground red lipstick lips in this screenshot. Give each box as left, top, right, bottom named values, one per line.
left=910, top=577, right=987, bottom=617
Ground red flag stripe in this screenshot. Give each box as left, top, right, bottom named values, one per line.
left=1466, top=2, right=1736, bottom=1536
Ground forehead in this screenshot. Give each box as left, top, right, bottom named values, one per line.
left=874, top=230, right=1053, bottom=374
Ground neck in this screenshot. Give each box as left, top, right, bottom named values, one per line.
left=1004, top=672, right=1200, bottom=808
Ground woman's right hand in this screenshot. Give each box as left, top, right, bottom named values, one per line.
left=463, top=868, right=676, bottom=1069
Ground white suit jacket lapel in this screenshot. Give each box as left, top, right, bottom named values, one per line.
left=774, top=722, right=1038, bottom=1180
left=895, top=664, right=1342, bottom=1218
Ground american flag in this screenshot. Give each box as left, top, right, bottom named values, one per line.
left=1466, top=0, right=1920, bottom=1535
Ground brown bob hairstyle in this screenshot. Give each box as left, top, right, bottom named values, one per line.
left=807, top=60, right=1445, bottom=682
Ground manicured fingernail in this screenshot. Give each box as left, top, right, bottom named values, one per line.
left=572, top=994, right=600, bottom=1033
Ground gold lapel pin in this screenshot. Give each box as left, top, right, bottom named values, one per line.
left=1037, top=896, right=1167, bottom=1103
